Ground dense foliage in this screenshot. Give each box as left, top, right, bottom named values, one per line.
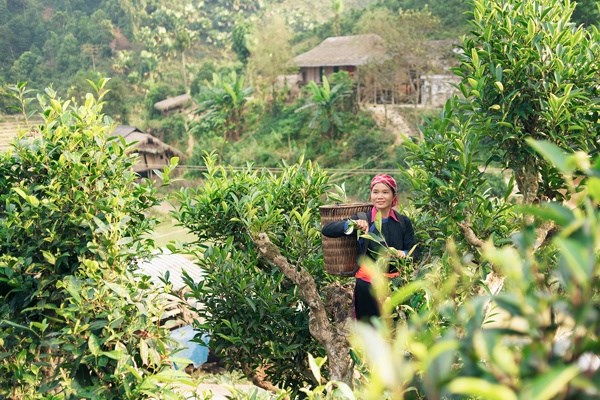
left=320, top=141, right=600, bottom=400
left=0, top=0, right=475, bottom=119
left=294, top=0, right=600, bottom=398
left=194, top=71, right=253, bottom=142
left=454, top=0, right=600, bottom=204
left=403, top=0, right=600, bottom=262
left=175, top=0, right=600, bottom=398
left=1, top=0, right=600, bottom=398
left=294, top=2, right=600, bottom=399
left=173, top=154, right=335, bottom=395
left=2, top=0, right=595, bottom=185
left=403, top=99, right=517, bottom=259
left=188, top=70, right=400, bottom=196
left=0, top=80, right=188, bottom=399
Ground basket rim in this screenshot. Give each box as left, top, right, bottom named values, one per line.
left=319, top=202, right=371, bottom=210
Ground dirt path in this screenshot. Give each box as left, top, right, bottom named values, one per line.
left=364, top=104, right=416, bottom=144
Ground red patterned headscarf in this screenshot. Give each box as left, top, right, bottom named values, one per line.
left=370, top=174, right=398, bottom=207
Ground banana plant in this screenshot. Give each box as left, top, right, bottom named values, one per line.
left=196, top=71, right=253, bottom=141
left=296, top=74, right=352, bottom=139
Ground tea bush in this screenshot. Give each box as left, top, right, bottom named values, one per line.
left=173, top=153, right=335, bottom=395
left=0, top=80, right=189, bottom=399
left=338, top=141, right=600, bottom=400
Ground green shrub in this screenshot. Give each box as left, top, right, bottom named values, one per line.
left=173, top=154, right=335, bottom=395
left=403, top=99, right=517, bottom=259
left=291, top=142, right=600, bottom=400
left=0, top=80, right=188, bottom=399
left=352, top=142, right=600, bottom=399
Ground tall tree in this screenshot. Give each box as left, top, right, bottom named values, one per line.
left=455, top=0, right=600, bottom=204
left=246, top=12, right=294, bottom=101
left=357, top=7, right=442, bottom=104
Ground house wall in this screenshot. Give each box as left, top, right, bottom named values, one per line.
left=301, top=67, right=320, bottom=84
left=134, top=152, right=167, bottom=172
left=297, top=70, right=459, bottom=107
left=420, top=74, right=460, bottom=107
left=300, top=65, right=357, bottom=84
left=299, top=65, right=457, bottom=106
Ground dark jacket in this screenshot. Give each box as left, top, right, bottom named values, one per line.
left=321, top=207, right=418, bottom=273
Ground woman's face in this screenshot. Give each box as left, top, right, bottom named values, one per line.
left=370, top=183, right=395, bottom=210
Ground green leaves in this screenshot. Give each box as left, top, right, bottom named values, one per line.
left=0, top=80, right=178, bottom=398
left=588, top=177, right=600, bottom=201
left=447, top=377, right=517, bottom=400
left=174, top=154, right=332, bottom=395
left=296, top=72, right=353, bottom=139
left=519, top=202, right=574, bottom=226
left=375, top=0, right=600, bottom=397
left=457, top=0, right=600, bottom=204
left=12, top=187, right=40, bottom=207
left=520, top=365, right=580, bottom=400
left=195, top=71, right=253, bottom=141
left=555, top=237, right=593, bottom=286
left=527, top=139, right=576, bottom=175
left=404, top=101, right=516, bottom=257
left=88, top=333, right=101, bottom=356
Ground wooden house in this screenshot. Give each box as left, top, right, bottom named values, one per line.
left=112, top=125, right=184, bottom=177
left=294, top=34, right=459, bottom=105
left=153, top=94, right=192, bottom=116
left=293, top=34, right=387, bottom=86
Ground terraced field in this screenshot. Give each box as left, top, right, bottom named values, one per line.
left=0, top=116, right=40, bottom=152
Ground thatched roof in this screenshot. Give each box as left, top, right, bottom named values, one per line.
left=294, top=34, right=387, bottom=68
left=154, top=94, right=192, bottom=112
left=112, top=125, right=184, bottom=158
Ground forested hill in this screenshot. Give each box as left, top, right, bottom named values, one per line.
left=0, top=0, right=597, bottom=138
left=0, top=0, right=475, bottom=104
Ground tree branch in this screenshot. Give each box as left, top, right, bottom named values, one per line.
left=458, top=215, right=485, bottom=248
left=241, top=363, right=285, bottom=395
left=534, top=220, right=556, bottom=251
left=254, top=233, right=353, bottom=384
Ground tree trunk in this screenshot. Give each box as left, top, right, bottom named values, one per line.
left=511, top=153, right=539, bottom=204
left=255, top=233, right=354, bottom=385
left=181, top=51, right=188, bottom=93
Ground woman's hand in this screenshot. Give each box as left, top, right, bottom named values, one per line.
left=391, top=248, right=406, bottom=258
left=354, top=219, right=369, bottom=232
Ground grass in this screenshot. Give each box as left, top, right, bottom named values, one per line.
left=152, top=217, right=197, bottom=249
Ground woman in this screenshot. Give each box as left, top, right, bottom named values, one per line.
left=322, top=174, right=417, bottom=321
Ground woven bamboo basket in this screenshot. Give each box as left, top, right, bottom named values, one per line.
left=320, top=203, right=371, bottom=276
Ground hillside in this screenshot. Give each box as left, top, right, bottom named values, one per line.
left=0, top=115, right=40, bottom=152
left=3, top=0, right=595, bottom=185
left=0, top=1, right=470, bottom=99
